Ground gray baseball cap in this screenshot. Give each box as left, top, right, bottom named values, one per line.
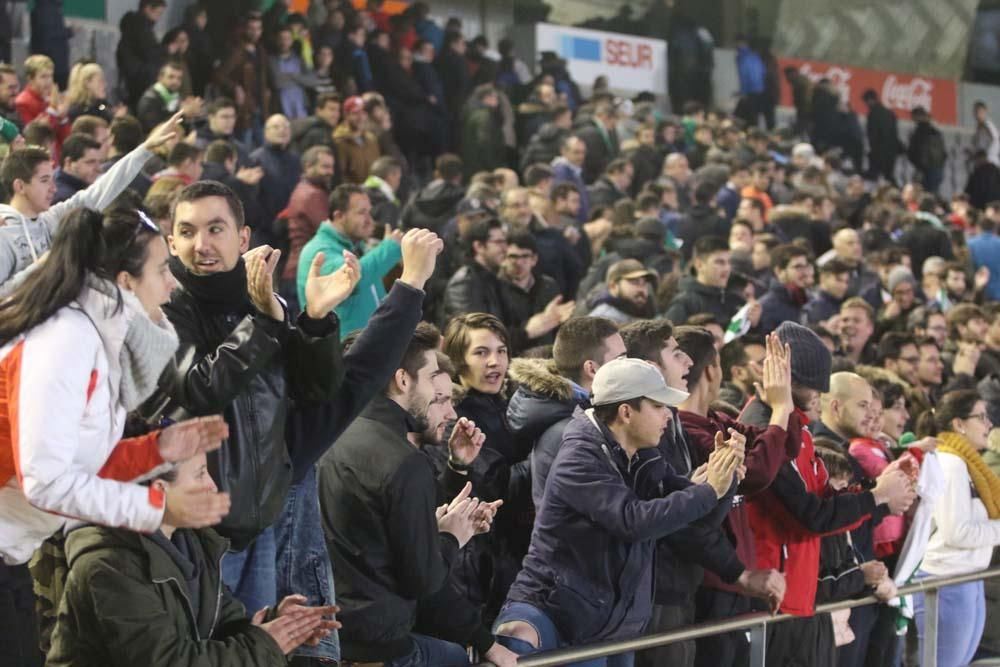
left=591, top=358, right=689, bottom=407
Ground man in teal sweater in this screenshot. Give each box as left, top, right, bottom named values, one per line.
left=298, top=183, right=402, bottom=337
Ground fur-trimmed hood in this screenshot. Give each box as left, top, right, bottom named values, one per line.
left=507, top=358, right=574, bottom=400
left=506, top=358, right=581, bottom=446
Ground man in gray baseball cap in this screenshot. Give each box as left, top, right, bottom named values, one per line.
left=495, top=357, right=739, bottom=661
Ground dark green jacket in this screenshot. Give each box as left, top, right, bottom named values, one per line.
left=47, top=526, right=285, bottom=667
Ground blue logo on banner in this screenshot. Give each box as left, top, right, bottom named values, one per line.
left=560, top=35, right=601, bottom=62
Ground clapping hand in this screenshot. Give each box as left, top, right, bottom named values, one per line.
left=304, top=250, right=362, bottom=319
left=449, top=417, right=485, bottom=466
left=157, top=415, right=228, bottom=462
left=244, top=245, right=284, bottom=321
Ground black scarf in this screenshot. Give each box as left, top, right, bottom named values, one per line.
left=605, top=294, right=657, bottom=319
left=169, top=256, right=252, bottom=315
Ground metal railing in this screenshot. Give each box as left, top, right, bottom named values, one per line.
left=516, top=566, right=1000, bottom=667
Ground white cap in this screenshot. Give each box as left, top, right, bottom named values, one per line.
left=591, top=358, right=689, bottom=407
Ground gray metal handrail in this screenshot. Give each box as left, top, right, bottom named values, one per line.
left=516, top=566, right=1000, bottom=666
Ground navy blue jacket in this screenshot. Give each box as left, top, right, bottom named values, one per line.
left=757, top=282, right=806, bottom=334
left=505, top=408, right=719, bottom=644
left=803, top=290, right=843, bottom=325
left=52, top=169, right=86, bottom=205
left=250, top=143, right=302, bottom=224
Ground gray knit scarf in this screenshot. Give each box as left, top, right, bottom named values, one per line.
left=75, top=275, right=179, bottom=411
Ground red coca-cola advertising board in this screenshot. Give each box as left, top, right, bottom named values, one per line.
left=778, top=57, right=959, bottom=126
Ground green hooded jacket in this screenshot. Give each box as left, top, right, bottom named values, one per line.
left=47, top=526, right=285, bottom=667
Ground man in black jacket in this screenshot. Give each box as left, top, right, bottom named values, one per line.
left=575, top=100, right=620, bottom=184
left=862, top=89, right=902, bottom=184
left=587, top=158, right=633, bottom=209
left=156, top=180, right=351, bottom=614
left=498, top=232, right=570, bottom=351
left=665, top=236, right=761, bottom=327
left=676, top=179, right=730, bottom=261
left=117, top=0, right=166, bottom=109
left=319, top=323, right=518, bottom=667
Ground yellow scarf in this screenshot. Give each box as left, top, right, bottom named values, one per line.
left=938, top=432, right=1000, bottom=519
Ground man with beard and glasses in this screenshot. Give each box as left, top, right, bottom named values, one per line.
left=588, top=258, right=658, bottom=324
left=319, top=323, right=517, bottom=667
left=281, top=145, right=337, bottom=312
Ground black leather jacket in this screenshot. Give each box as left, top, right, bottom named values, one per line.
left=151, top=286, right=343, bottom=551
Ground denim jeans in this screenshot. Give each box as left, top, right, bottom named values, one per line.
left=221, top=525, right=277, bottom=616
left=913, top=571, right=986, bottom=667
left=383, top=633, right=470, bottom=667
left=494, top=601, right=635, bottom=667
left=274, top=464, right=340, bottom=662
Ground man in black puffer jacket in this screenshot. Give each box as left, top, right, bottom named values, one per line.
left=505, top=316, right=624, bottom=508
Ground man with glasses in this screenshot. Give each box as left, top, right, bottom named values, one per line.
left=757, top=243, right=814, bottom=334
left=499, top=231, right=573, bottom=350
left=877, top=332, right=922, bottom=387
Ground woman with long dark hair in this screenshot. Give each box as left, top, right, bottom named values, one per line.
left=0, top=207, right=231, bottom=665
left=913, top=389, right=1000, bottom=667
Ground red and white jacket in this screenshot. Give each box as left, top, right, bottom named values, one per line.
left=0, top=301, right=168, bottom=565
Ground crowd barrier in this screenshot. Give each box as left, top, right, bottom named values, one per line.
left=503, top=567, right=1000, bottom=667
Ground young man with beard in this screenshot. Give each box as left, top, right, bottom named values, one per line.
left=756, top=243, right=813, bottom=334
left=136, top=61, right=202, bottom=133
left=666, top=236, right=761, bottom=328
left=877, top=332, right=922, bottom=388
left=675, top=328, right=797, bottom=667
left=588, top=258, right=658, bottom=324
left=739, top=323, right=915, bottom=666
left=506, top=316, right=626, bottom=508
left=281, top=145, right=336, bottom=311
left=495, top=358, right=740, bottom=665
left=319, top=323, right=517, bottom=667
left=812, top=373, right=899, bottom=667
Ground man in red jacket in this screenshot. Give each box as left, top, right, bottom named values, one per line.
left=675, top=327, right=796, bottom=667
left=739, top=321, right=916, bottom=665
left=279, top=145, right=337, bottom=312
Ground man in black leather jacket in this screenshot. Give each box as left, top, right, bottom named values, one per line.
left=155, top=180, right=351, bottom=615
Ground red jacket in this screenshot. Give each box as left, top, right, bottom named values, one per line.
left=740, top=400, right=878, bottom=616
left=679, top=408, right=801, bottom=594
left=15, top=86, right=71, bottom=153
left=282, top=179, right=330, bottom=282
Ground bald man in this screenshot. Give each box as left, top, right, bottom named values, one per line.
left=811, top=371, right=899, bottom=667
left=820, top=227, right=880, bottom=299
left=252, top=113, right=302, bottom=225
left=813, top=372, right=875, bottom=448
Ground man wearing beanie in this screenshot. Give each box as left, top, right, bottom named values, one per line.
left=739, top=322, right=916, bottom=665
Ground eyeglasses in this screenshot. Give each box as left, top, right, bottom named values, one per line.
left=966, top=413, right=992, bottom=425
left=899, top=357, right=920, bottom=365
left=506, top=252, right=534, bottom=261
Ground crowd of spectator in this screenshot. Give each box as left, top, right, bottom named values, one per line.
left=0, top=1, right=999, bottom=667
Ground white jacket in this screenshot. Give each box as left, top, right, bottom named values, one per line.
left=0, top=290, right=169, bottom=565
left=921, top=452, right=1000, bottom=577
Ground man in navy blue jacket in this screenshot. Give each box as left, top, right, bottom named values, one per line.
left=494, top=358, right=740, bottom=664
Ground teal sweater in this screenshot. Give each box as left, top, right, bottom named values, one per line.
left=297, top=224, right=402, bottom=338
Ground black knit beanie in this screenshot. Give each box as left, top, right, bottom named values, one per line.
left=776, top=321, right=832, bottom=393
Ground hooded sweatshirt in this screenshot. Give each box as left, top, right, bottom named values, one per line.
left=0, top=144, right=154, bottom=289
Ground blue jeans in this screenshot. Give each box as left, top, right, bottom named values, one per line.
left=383, top=633, right=470, bottom=667
left=913, top=571, right=986, bottom=667
left=494, top=601, right=635, bottom=667
left=274, top=465, right=340, bottom=662
left=221, top=525, right=277, bottom=616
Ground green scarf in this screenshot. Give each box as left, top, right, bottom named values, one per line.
left=153, top=82, right=180, bottom=111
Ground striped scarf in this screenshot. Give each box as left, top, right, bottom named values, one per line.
left=938, top=431, right=1000, bottom=519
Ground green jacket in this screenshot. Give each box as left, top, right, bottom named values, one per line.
left=47, top=526, right=285, bottom=667
left=297, top=223, right=402, bottom=338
